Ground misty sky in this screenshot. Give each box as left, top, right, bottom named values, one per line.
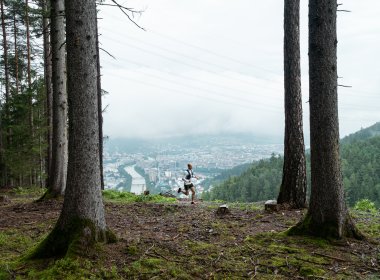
left=98, top=0, right=380, bottom=141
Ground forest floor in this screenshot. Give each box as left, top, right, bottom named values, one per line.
left=0, top=188, right=379, bottom=280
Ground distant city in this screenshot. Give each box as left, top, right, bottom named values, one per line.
left=103, top=135, right=284, bottom=195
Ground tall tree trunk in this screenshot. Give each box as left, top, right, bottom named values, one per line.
left=42, top=0, right=53, bottom=187
left=25, top=0, right=33, bottom=132
left=95, top=12, right=104, bottom=190
left=289, top=0, right=362, bottom=239
left=1, top=0, right=10, bottom=186
left=277, top=0, right=307, bottom=209
left=0, top=109, right=4, bottom=187
left=13, top=10, right=19, bottom=95
left=0, top=0, right=9, bottom=103
left=29, top=0, right=114, bottom=258
left=46, top=0, right=67, bottom=197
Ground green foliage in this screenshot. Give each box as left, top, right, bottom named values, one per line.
left=0, top=73, right=48, bottom=187
left=201, top=162, right=252, bottom=191
left=354, top=199, right=378, bottom=213
left=341, top=122, right=380, bottom=144
left=12, top=186, right=46, bottom=196
left=206, top=132, right=380, bottom=207
left=205, top=154, right=283, bottom=203
left=102, top=190, right=176, bottom=203
left=341, top=136, right=380, bottom=207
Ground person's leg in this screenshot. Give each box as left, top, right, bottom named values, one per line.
left=190, top=187, right=196, bottom=203
left=178, top=185, right=189, bottom=195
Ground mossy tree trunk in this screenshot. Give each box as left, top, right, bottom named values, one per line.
left=29, top=0, right=114, bottom=258
left=277, top=0, right=307, bottom=209
left=289, top=0, right=362, bottom=239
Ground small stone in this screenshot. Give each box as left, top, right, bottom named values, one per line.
left=216, top=204, right=230, bottom=215
left=265, top=200, right=279, bottom=212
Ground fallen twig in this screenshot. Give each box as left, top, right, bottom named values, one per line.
left=139, top=243, right=155, bottom=260
left=312, top=251, right=349, bottom=262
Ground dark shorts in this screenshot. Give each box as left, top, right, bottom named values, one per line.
left=184, top=183, right=194, bottom=191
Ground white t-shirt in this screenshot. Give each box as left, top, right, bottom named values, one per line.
left=183, top=169, right=195, bottom=185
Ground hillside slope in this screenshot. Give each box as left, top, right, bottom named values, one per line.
left=205, top=123, right=380, bottom=206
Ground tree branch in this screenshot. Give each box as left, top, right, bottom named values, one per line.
left=338, top=84, right=352, bottom=88
left=100, top=47, right=115, bottom=59
left=99, top=0, right=145, bottom=31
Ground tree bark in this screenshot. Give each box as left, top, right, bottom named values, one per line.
left=29, top=0, right=114, bottom=258
left=95, top=12, right=104, bottom=190
left=46, top=0, right=68, bottom=197
left=42, top=0, right=53, bottom=187
left=25, top=0, right=33, bottom=133
left=13, top=10, right=19, bottom=95
left=289, top=0, right=363, bottom=239
left=0, top=0, right=9, bottom=103
left=1, top=0, right=10, bottom=186
left=277, top=0, right=307, bottom=209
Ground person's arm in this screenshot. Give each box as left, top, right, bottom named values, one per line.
left=192, top=172, right=200, bottom=180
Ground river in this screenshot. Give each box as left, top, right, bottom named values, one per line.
left=124, top=165, right=146, bottom=195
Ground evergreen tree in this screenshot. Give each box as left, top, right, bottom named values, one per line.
left=29, top=0, right=113, bottom=258
left=290, top=0, right=362, bottom=239
left=277, top=0, right=307, bottom=209
left=45, top=0, right=67, bottom=197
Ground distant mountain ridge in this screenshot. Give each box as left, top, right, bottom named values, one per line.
left=105, top=133, right=282, bottom=154
left=341, top=122, right=380, bottom=144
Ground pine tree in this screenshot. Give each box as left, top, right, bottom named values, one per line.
left=29, top=0, right=114, bottom=258
left=289, top=0, right=362, bottom=239
left=277, top=0, right=307, bottom=209
left=45, top=0, right=67, bottom=197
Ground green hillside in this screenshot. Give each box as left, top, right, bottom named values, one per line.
left=204, top=123, right=380, bottom=207
left=341, top=122, right=380, bottom=144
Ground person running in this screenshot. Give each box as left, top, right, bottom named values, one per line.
left=178, top=163, right=198, bottom=204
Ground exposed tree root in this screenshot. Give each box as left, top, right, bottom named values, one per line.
left=287, top=213, right=365, bottom=240
left=25, top=217, right=116, bottom=259
left=35, top=189, right=63, bottom=202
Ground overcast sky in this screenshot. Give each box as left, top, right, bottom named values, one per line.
left=98, top=0, right=380, bottom=142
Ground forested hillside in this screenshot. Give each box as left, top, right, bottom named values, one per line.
left=204, top=124, right=380, bottom=207
left=201, top=162, right=252, bottom=191
left=202, top=155, right=284, bottom=202
left=342, top=136, right=380, bottom=207
left=341, top=122, right=380, bottom=144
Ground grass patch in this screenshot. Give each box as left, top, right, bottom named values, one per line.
left=27, top=258, right=95, bottom=280
left=102, top=190, right=176, bottom=204
left=10, top=186, right=47, bottom=197
left=230, top=202, right=264, bottom=211
left=299, top=265, right=325, bottom=277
